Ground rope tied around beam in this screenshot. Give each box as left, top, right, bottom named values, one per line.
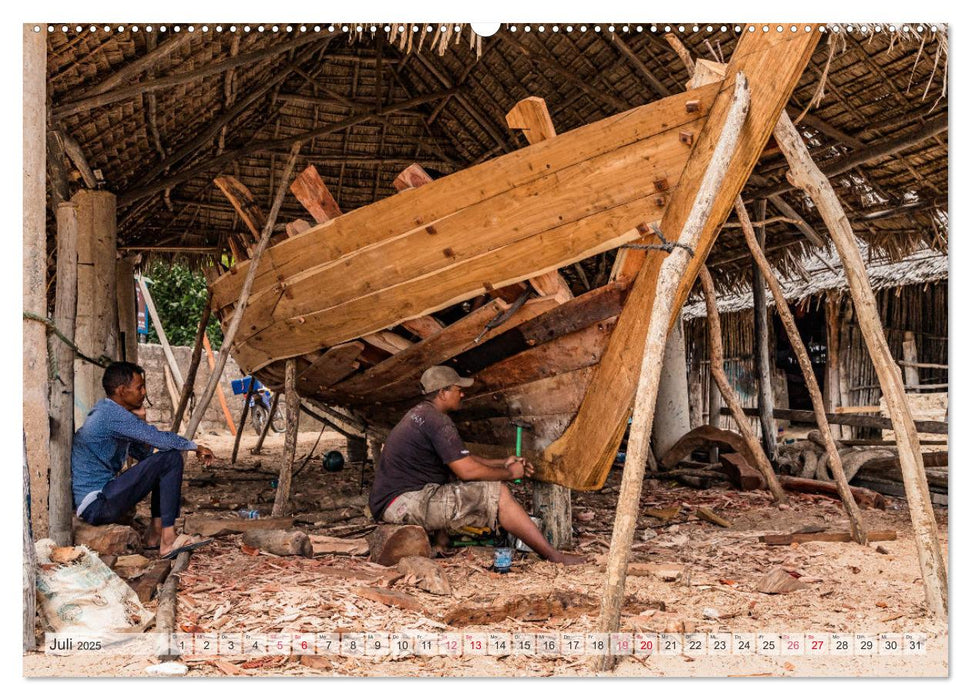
left=23, top=311, right=113, bottom=369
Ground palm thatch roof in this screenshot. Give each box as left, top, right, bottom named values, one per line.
left=43, top=22, right=948, bottom=293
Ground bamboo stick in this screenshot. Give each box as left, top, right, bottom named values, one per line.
left=272, top=360, right=299, bottom=517
left=735, top=196, right=867, bottom=544
left=184, top=145, right=302, bottom=441
left=170, top=293, right=212, bottom=430
left=251, top=391, right=280, bottom=455
left=595, top=75, right=749, bottom=671
left=774, top=111, right=947, bottom=617
left=231, top=379, right=257, bottom=464
left=699, top=267, right=787, bottom=503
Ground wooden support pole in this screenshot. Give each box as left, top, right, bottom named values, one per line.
left=171, top=294, right=213, bottom=430
left=902, top=331, right=920, bottom=389
left=231, top=379, right=256, bottom=464
left=251, top=391, right=280, bottom=455
left=138, top=274, right=185, bottom=391
left=596, top=76, right=750, bottom=671
left=201, top=332, right=236, bottom=436
left=707, top=363, right=722, bottom=463
left=49, top=202, right=79, bottom=546
left=773, top=112, right=947, bottom=617
left=23, top=435, right=37, bottom=650
left=24, top=25, right=51, bottom=540
left=115, top=257, right=138, bottom=363
left=272, top=360, right=299, bottom=517
left=185, top=145, right=302, bottom=441
left=156, top=551, right=191, bottom=661
left=735, top=197, right=866, bottom=543
left=73, top=191, right=120, bottom=426
left=699, top=268, right=786, bottom=502
left=752, top=199, right=778, bottom=458
left=824, top=294, right=848, bottom=440
left=652, top=314, right=692, bottom=459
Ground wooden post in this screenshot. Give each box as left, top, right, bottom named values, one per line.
left=596, top=76, right=749, bottom=671
left=49, top=202, right=79, bottom=546
left=137, top=274, right=184, bottom=391
left=652, top=313, right=692, bottom=460
left=24, top=23, right=50, bottom=538
left=231, top=379, right=256, bottom=464
left=699, top=267, right=787, bottom=502
left=171, top=294, right=213, bottom=430
left=735, top=198, right=867, bottom=544
left=272, top=360, right=299, bottom=517
left=773, top=112, right=947, bottom=616
left=185, top=144, right=301, bottom=442
left=752, top=199, right=777, bottom=458
left=201, top=332, right=236, bottom=436
left=115, top=257, right=138, bottom=363
left=533, top=483, right=573, bottom=549
left=73, top=190, right=119, bottom=427
left=251, top=391, right=280, bottom=455
left=902, top=331, right=920, bottom=390
left=824, top=294, right=848, bottom=440
left=23, top=434, right=37, bottom=651
left=707, top=363, right=722, bottom=463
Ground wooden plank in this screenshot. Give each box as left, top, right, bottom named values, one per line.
left=760, top=530, right=897, bottom=546
left=296, top=341, right=365, bottom=391
left=724, top=406, right=948, bottom=435
left=362, top=331, right=413, bottom=355
left=505, top=96, right=574, bottom=304
left=332, top=297, right=558, bottom=401
left=401, top=316, right=445, bottom=338
left=290, top=164, right=342, bottom=223
left=133, top=560, right=173, bottom=603
left=184, top=517, right=295, bottom=537
left=214, top=175, right=265, bottom=246
left=209, top=83, right=719, bottom=314
left=224, top=122, right=694, bottom=361
left=542, top=29, right=822, bottom=491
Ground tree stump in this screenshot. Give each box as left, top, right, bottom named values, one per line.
left=241, top=529, right=313, bottom=557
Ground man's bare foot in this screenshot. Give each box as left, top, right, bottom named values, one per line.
left=144, top=534, right=161, bottom=548
left=548, top=552, right=588, bottom=566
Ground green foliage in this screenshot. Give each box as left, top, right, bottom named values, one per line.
left=144, top=262, right=223, bottom=349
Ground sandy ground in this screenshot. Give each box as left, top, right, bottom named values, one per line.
left=24, top=429, right=949, bottom=678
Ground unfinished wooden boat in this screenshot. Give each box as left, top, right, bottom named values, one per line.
left=208, top=29, right=819, bottom=490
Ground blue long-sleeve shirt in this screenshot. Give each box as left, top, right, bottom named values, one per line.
left=71, top=398, right=197, bottom=511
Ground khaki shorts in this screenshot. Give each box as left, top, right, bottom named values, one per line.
left=382, top=482, right=500, bottom=532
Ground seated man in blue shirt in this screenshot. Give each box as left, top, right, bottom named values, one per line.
left=72, top=361, right=215, bottom=559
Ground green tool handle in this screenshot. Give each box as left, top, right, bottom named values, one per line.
left=513, top=426, right=523, bottom=484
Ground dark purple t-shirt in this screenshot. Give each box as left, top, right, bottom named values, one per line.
left=368, top=401, right=470, bottom=519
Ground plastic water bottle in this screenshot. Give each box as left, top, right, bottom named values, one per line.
left=238, top=509, right=259, bottom=519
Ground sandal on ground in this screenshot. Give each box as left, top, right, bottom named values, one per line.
left=161, top=534, right=213, bottom=560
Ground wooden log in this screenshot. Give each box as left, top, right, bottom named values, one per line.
left=251, top=391, right=280, bottom=455
left=366, top=524, right=431, bottom=566
left=272, top=359, right=299, bottom=517
left=73, top=521, right=140, bottom=556
left=214, top=175, right=264, bottom=249
left=505, top=96, right=574, bottom=304
left=777, top=475, right=885, bottom=510
left=49, top=202, right=79, bottom=546
left=184, top=516, right=295, bottom=538
left=699, top=266, right=786, bottom=502
left=774, top=110, right=948, bottom=617
left=156, top=551, right=190, bottom=661
left=738, top=199, right=867, bottom=541
left=201, top=332, right=236, bottom=435
left=544, top=28, right=818, bottom=494
left=171, top=294, right=213, bottom=430
left=719, top=452, right=766, bottom=491
left=241, top=529, right=313, bottom=557
left=752, top=199, right=777, bottom=457
left=290, top=164, right=342, bottom=223
left=595, top=73, right=752, bottom=672
left=231, top=378, right=256, bottom=463
left=308, top=535, right=369, bottom=556
left=902, top=331, right=920, bottom=389
left=24, top=26, right=50, bottom=541
left=824, top=295, right=848, bottom=440
left=533, top=482, right=573, bottom=549
left=133, top=559, right=173, bottom=603
left=185, top=144, right=301, bottom=441
left=396, top=555, right=452, bottom=596
left=760, top=530, right=897, bottom=546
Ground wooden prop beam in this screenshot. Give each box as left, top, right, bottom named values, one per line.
left=49, top=202, right=79, bottom=546
left=214, top=176, right=266, bottom=248
left=137, top=274, right=185, bottom=392
left=736, top=199, right=866, bottom=541
left=213, top=83, right=717, bottom=372
left=251, top=391, right=280, bottom=455
left=272, top=359, right=299, bottom=517
left=699, top=266, right=786, bottom=502
left=171, top=294, right=213, bottom=430
left=773, top=111, right=947, bottom=617
left=594, top=75, right=751, bottom=673
left=544, top=28, right=820, bottom=491
left=505, top=96, right=574, bottom=304
left=752, top=200, right=778, bottom=458
left=202, top=332, right=236, bottom=436
left=290, top=164, right=342, bottom=223
left=231, top=379, right=257, bottom=464
left=184, top=145, right=302, bottom=441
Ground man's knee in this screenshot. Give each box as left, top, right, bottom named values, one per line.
left=154, top=450, right=185, bottom=476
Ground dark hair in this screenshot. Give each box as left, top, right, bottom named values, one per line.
left=102, top=362, right=145, bottom=396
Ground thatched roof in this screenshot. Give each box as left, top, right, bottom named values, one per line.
left=681, top=243, right=948, bottom=319
left=44, top=22, right=948, bottom=291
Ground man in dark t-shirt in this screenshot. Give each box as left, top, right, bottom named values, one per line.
left=369, top=365, right=584, bottom=565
